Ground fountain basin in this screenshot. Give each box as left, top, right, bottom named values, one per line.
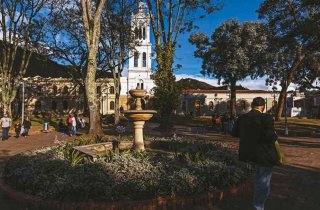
left=124, top=110, right=157, bottom=121
left=129, top=89, right=146, bottom=98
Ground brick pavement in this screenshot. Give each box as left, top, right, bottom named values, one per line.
left=0, top=126, right=319, bottom=210
left=173, top=127, right=320, bottom=210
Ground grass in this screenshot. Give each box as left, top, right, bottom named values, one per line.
left=275, top=118, right=320, bottom=136
left=152, top=116, right=320, bottom=137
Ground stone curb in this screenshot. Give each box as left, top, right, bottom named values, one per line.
left=0, top=169, right=252, bottom=210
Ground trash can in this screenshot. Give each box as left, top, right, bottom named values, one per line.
left=43, top=122, right=49, bottom=133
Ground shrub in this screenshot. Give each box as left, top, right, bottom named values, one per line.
left=4, top=137, right=253, bottom=202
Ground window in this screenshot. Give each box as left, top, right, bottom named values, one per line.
left=134, top=52, right=139, bottom=67
left=143, top=27, right=146, bottom=40
left=141, top=82, right=144, bottom=89
left=53, top=85, right=57, bottom=95
left=52, top=101, right=57, bottom=110
left=209, top=101, right=214, bottom=110
left=97, top=86, right=101, bottom=95
left=109, top=86, right=115, bottom=94
left=63, top=101, right=68, bottom=110
left=139, top=27, right=142, bottom=39
left=182, top=101, right=186, bottom=112
left=35, top=101, right=41, bottom=110
left=134, top=27, right=139, bottom=39
left=62, top=86, right=68, bottom=95
left=37, top=86, right=42, bottom=95
left=110, top=101, right=115, bottom=110
left=142, top=52, right=146, bottom=67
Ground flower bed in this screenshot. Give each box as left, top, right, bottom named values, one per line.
left=4, top=137, right=253, bottom=202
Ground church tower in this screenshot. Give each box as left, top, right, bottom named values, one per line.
left=121, top=2, right=154, bottom=95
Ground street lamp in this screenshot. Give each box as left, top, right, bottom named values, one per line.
left=21, top=81, right=25, bottom=124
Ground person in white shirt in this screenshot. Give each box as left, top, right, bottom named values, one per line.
left=0, top=113, right=12, bottom=140
left=71, top=114, right=77, bottom=136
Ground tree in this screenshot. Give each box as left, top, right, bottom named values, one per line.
left=189, top=20, right=269, bottom=116
left=100, top=0, right=137, bottom=125
left=81, top=0, right=106, bottom=134
left=145, top=0, right=221, bottom=127
left=0, top=0, right=51, bottom=117
left=45, top=1, right=90, bottom=114
left=258, top=0, right=320, bottom=121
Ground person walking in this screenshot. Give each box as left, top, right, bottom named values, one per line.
left=71, top=114, right=77, bottom=136
left=66, top=114, right=73, bottom=136
left=14, top=120, right=22, bottom=138
left=0, top=113, right=12, bottom=140
left=22, top=116, right=32, bottom=137
left=232, top=97, right=278, bottom=210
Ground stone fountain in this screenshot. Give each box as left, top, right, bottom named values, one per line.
left=124, top=85, right=157, bottom=151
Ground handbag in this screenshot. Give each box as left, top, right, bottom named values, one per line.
left=256, top=140, right=286, bottom=166
left=275, top=140, right=285, bottom=165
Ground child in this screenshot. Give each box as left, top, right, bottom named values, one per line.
left=14, top=120, right=22, bottom=138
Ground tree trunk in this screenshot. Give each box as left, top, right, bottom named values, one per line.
left=114, top=79, right=121, bottom=125
left=275, top=53, right=305, bottom=121
left=85, top=58, right=102, bottom=134
left=230, top=80, right=237, bottom=116
left=81, top=0, right=106, bottom=134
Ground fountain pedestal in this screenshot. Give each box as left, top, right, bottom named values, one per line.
left=124, top=87, right=157, bottom=152
left=133, top=121, right=145, bottom=151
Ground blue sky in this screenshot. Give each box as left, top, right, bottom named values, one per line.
left=172, top=0, right=283, bottom=90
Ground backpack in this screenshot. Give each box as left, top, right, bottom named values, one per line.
left=67, top=117, right=73, bottom=124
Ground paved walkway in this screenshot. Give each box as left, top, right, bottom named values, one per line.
left=0, top=126, right=319, bottom=210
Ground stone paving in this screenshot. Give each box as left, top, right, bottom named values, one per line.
left=0, top=126, right=319, bottom=210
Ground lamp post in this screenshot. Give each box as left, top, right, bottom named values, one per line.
left=284, top=80, right=289, bottom=136
left=21, top=81, right=25, bottom=124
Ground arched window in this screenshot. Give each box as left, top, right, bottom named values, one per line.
left=37, top=86, right=42, bottom=94
left=62, top=86, right=68, bottom=95
left=182, top=101, right=186, bottom=112
left=134, top=52, right=139, bottom=67
left=52, top=101, right=57, bottom=110
left=35, top=101, right=42, bottom=110
left=109, top=86, right=115, bottom=94
left=97, top=86, right=101, bottom=95
left=63, top=101, right=68, bottom=110
left=110, top=101, right=115, bottom=110
left=142, top=52, right=146, bottom=67
left=53, top=85, right=57, bottom=95
left=134, top=27, right=139, bottom=39
left=141, top=82, right=144, bottom=89
left=209, top=101, right=214, bottom=110
left=139, top=27, right=142, bottom=39
left=143, top=27, right=146, bottom=40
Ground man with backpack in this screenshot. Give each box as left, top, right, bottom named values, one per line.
left=232, top=97, right=278, bottom=210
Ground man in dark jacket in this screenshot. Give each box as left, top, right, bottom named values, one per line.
left=232, top=97, right=278, bottom=210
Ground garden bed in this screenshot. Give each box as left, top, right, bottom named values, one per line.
left=3, top=136, right=253, bottom=204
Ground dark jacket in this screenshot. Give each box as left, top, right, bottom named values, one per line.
left=23, top=120, right=31, bottom=129
left=232, top=109, right=277, bottom=166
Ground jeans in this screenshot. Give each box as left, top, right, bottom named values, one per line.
left=2, top=127, right=9, bottom=140
left=253, top=164, right=273, bottom=210
left=23, top=128, right=29, bottom=136
left=72, top=126, right=77, bottom=136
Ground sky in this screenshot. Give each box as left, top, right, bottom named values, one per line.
left=173, top=0, right=283, bottom=90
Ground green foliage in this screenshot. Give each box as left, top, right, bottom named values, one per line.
left=4, top=137, right=253, bottom=202
left=189, top=19, right=269, bottom=115
left=69, top=150, right=86, bottom=167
